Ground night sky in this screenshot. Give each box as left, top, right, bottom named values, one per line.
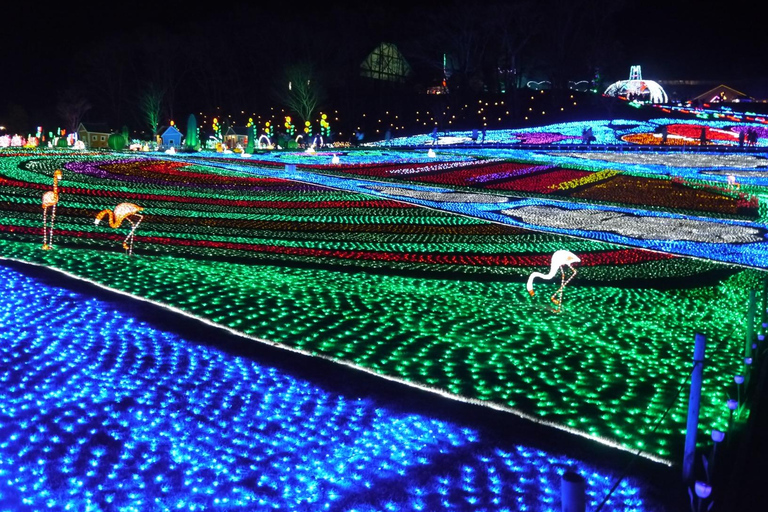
left=2, top=0, right=767, bottom=132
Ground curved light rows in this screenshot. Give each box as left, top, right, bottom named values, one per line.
left=0, top=140, right=754, bottom=462
left=0, top=264, right=652, bottom=511
left=361, top=119, right=767, bottom=148
left=0, top=152, right=685, bottom=280
left=193, top=157, right=768, bottom=270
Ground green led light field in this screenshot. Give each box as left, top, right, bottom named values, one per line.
left=0, top=148, right=761, bottom=464
left=0, top=238, right=751, bottom=462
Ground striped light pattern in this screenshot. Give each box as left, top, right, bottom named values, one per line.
left=0, top=151, right=696, bottom=279
left=363, top=119, right=767, bottom=147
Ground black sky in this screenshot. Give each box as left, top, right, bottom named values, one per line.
left=2, top=1, right=767, bottom=131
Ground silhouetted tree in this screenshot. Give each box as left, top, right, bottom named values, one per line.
left=276, top=62, right=326, bottom=124
left=532, top=0, right=627, bottom=93
left=56, top=89, right=92, bottom=134
left=139, top=84, right=164, bottom=136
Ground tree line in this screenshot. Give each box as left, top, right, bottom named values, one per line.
left=6, top=0, right=631, bottom=137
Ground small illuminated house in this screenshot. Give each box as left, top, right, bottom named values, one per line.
left=159, top=124, right=183, bottom=147
left=77, top=122, right=111, bottom=149
left=603, top=65, right=668, bottom=104
left=224, top=127, right=249, bottom=149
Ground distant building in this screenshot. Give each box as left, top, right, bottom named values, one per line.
left=361, top=43, right=412, bottom=84
left=158, top=124, right=183, bottom=147
left=690, top=84, right=752, bottom=104
left=77, top=122, right=111, bottom=149
left=656, top=80, right=768, bottom=105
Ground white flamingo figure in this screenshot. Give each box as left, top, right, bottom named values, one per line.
left=94, top=202, right=144, bottom=255
left=42, top=169, right=63, bottom=250
left=526, top=250, right=580, bottom=312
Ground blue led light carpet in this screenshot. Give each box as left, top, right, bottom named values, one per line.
left=0, top=262, right=677, bottom=511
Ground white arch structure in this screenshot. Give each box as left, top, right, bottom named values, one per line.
left=603, top=65, right=668, bottom=104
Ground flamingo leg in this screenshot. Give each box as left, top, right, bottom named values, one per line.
left=550, top=268, right=566, bottom=312
left=123, top=214, right=143, bottom=255
left=551, top=265, right=578, bottom=313
left=42, top=207, right=49, bottom=250
left=49, top=204, right=57, bottom=249
left=562, top=265, right=578, bottom=290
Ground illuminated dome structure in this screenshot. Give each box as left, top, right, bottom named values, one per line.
left=603, top=65, right=668, bottom=104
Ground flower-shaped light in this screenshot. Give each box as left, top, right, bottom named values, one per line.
left=695, top=481, right=712, bottom=499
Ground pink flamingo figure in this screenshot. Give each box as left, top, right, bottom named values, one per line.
left=526, top=250, right=580, bottom=313
left=42, top=169, right=63, bottom=250
left=95, top=202, right=144, bottom=255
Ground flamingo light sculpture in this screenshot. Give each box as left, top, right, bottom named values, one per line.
left=95, top=202, right=144, bottom=255
left=42, top=169, right=63, bottom=250
left=526, top=250, right=580, bottom=313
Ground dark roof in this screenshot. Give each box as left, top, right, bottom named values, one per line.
left=691, top=84, right=752, bottom=102
left=658, top=78, right=768, bottom=103
left=78, top=122, right=111, bottom=134
left=159, top=125, right=182, bottom=136
left=226, top=126, right=250, bottom=136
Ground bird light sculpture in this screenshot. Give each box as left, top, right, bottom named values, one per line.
left=526, top=250, right=580, bottom=313
left=94, top=203, right=144, bottom=256
left=42, top=169, right=63, bottom=250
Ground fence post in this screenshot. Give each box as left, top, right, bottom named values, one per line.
left=683, top=333, right=707, bottom=484
left=561, top=470, right=585, bottom=512
left=760, top=278, right=768, bottom=355
left=746, top=290, right=756, bottom=386
left=760, top=279, right=768, bottom=333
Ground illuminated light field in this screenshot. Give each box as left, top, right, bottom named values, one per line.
left=178, top=154, right=768, bottom=269
left=0, top=152, right=705, bottom=278
left=0, top=263, right=657, bottom=511
left=299, top=158, right=758, bottom=219
left=365, top=118, right=767, bottom=147
left=0, top=120, right=765, bottom=509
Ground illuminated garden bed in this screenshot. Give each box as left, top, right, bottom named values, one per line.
left=0, top=148, right=756, bottom=468
left=1, top=152, right=711, bottom=279
left=364, top=118, right=767, bottom=148
left=303, top=156, right=759, bottom=220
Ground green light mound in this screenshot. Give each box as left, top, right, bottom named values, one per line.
left=107, top=133, right=126, bottom=151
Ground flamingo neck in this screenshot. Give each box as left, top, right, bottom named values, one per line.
left=96, top=209, right=120, bottom=228
left=527, top=270, right=552, bottom=291
left=52, top=175, right=60, bottom=199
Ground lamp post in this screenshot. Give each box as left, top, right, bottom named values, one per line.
left=744, top=357, right=753, bottom=389
left=683, top=333, right=706, bottom=484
